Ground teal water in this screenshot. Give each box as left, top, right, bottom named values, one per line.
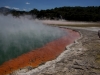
left=0, top=28, right=66, bottom=65
left=0, top=15, right=66, bottom=65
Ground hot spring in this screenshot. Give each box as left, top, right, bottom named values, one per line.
left=0, top=15, right=66, bottom=65
left=0, top=15, right=80, bottom=75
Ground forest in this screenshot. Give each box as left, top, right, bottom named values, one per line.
left=10, top=6, right=100, bottom=22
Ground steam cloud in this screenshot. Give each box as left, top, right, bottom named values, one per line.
left=0, top=15, right=66, bottom=65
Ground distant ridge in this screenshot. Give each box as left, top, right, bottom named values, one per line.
left=0, top=7, right=11, bottom=14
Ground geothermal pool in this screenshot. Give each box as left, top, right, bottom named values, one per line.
left=0, top=15, right=80, bottom=75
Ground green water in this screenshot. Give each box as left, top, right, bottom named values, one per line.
left=0, top=29, right=65, bottom=65
left=0, top=15, right=66, bottom=66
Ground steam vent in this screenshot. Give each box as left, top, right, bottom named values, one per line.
left=0, top=28, right=80, bottom=75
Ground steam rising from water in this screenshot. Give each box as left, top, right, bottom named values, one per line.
left=0, top=15, right=66, bottom=65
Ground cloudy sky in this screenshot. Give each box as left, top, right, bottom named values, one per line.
left=0, top=0, right=100, bottom=11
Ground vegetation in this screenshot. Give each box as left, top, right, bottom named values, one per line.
left=10, top=6, right=100, bottom=22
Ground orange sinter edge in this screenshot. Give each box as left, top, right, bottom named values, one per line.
left=0, top=29, right=80, bottom=75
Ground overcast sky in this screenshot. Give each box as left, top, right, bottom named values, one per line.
left=0, top=0, right=100, bottom=11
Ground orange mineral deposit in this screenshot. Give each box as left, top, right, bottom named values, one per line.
left=0, top=29, right=80, bottom=75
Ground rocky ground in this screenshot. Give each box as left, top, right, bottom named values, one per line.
left=10, top=27, right=100, bottom=75
left=28, top=29, right=100, bottom=75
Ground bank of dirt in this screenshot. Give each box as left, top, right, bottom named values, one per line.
left=30, top=29, right=100, bottom=75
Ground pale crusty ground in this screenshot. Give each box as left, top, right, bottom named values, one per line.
left=39, top=20, right=98, bottom=25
